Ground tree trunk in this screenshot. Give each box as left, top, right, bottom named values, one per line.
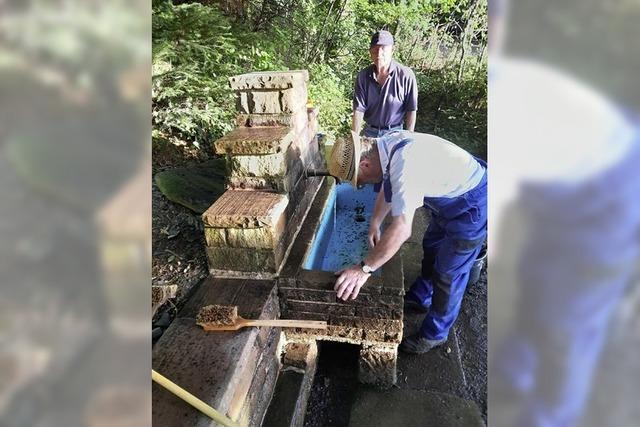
left=457, top=0, right=480, bottom=82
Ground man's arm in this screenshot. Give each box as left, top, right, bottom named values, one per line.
left=368, top=188, right=391, bottom=248
left=363, top=211, right=413, bottom=271
left=352, top=110, right=365, bottom=134
left=335, top=211, right=413, bottom=300
left=404, top=110, right=416, bottom=132
left=403, top=70, right=418, bottom=131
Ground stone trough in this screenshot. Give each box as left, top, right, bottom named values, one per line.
left=279, top=179, right=405, bottom=387
left=200, top=69, right=405, bottom=387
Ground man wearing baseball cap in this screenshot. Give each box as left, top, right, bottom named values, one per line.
left=328, top=130, right=487, bottom=354
left=352, top=30, right=418, bottom=138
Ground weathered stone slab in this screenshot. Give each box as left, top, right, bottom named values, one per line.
left=279, top=286, right=402, bottom=305
left=283, top=311, right=326, bottom=322
left=236, top=91, right=250, bottom=114
left=397, top=318, right=466, bottom=395
left=280, top=295, right=403, bottom=321
left=349, top=389, right=485, bottom=427
left=207, top=176, right=323, bottom=276
left=280, top=88, right=307, bottom=113
left=241, top=345, right=280, bottom=427
left=206, top=246, right=278, bottom=273
left=249, top=90, right=281, bottom=114
left=282, top=341, right=318, bottom=370
left=229, top=70, right=309, bottom=91
left=205, top=224, right=282, bottom=249
left=293, top=270, right=383, bottom=293
left=356, top=305, right=403, bottom=320
left=279, top=287, right=337, bottom=303
left=152, top=282, right=277, bottom=426
left=227, top=152, right=287, bottom=177
left=307, top=106, right=319, bottom=137
left=214, top=127, right=295, bottom=155
left=202, top=190, right=288, bottom=228
left=226, top=154, right=303, bottom=193
left=285, top=300, right=356, bottom=317
left=381, top=253, right=405, bottom=295
left=233, top=88, right=307, bottom=117
left=235, top=110, right=307, bottom=128
left=226, top=141, right=304, bottom=187
left=203, top=227, right=227, bottom=246
left=229, top=326, right=281, bottom=423
left=332, top=316, right=403, bottom=341
left=359, top=344, right=398, bottom=387
left=284, top=312, right=403, bottom=345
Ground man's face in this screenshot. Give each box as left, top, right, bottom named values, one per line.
left=356, top=159, right=383, bottom=189
left=369, top=44, right=394, bottom=69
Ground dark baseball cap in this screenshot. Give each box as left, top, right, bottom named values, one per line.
left=370, top=30, right=394, bottom=47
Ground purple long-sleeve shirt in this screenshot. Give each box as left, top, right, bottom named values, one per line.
left=353, top=60, right=418, bottom=128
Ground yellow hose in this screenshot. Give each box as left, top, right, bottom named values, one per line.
left=152, top=370, right=239, bottom=427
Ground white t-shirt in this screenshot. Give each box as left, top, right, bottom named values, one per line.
left=376, top=131, right=485, bottom=217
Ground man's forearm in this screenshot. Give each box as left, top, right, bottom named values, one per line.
left=371, top=189, right=391, bottom=228
left=363, top=216, right=411, bottom=271
left=352, top=110, right=364, bottom=133
left=404, top=110, right=416, bottom=132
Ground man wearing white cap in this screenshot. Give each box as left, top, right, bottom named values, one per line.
left=328, top=130, right=487, bottom=353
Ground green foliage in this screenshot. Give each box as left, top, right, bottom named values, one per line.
left=308, top=63, right=352, bottom=137
left=416, top=63, right=487, bottom=158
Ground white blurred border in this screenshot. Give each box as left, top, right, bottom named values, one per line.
left=0, top=0, right=151, bottom=425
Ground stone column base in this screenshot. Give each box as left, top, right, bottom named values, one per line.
left=358, top=344, right=398, bottom=388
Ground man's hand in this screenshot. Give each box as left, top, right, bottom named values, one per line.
left=334, top=265, right=371, bottom=301
left=368, top=222, right=381, bottom=248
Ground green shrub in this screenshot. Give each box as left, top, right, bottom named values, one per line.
left=416, top=64, right=487, bottom=158
left=308, top=63, right=352, bottom=137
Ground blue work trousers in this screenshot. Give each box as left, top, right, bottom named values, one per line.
left=407, top=163, right=488, bottom=340
left=494, top=136, right=640, bottom=427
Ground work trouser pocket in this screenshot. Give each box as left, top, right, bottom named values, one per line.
left=431, top=272, right=453, bottom=314
left=453, top=236, right=485, bottom=254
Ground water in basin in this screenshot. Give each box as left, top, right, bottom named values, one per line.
left=303, top=183, right=381, bottom=275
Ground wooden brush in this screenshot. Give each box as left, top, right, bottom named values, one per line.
left=196, top=304, right=327, bottom=331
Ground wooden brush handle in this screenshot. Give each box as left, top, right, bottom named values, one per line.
left=243, top=319, right=327, bottom=329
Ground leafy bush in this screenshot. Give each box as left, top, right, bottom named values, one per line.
left=416, top=64, right=487, bottom=158
left=308, top=63, right=352, bottom=137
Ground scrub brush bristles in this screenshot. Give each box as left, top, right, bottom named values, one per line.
left=196, top=305, right=238, bottom=326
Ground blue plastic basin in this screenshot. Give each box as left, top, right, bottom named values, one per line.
left=302, top=184, right=381, bottom=275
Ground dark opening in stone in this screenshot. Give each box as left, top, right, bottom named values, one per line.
left=304, top=341, right=360, bottom=427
